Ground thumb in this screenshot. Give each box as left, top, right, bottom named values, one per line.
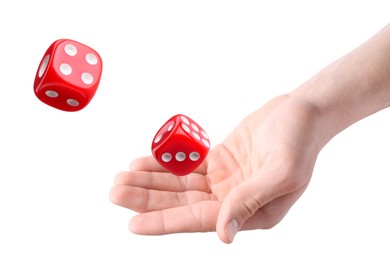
left=216, top=173, right=283, bottom=244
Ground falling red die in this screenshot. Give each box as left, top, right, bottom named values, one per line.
left=151, top=114, right=210, bottom=176
left=33, top=39, right=103, bottom=111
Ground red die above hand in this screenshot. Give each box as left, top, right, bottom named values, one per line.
left=33, top=39, right=102, bottom=112
left=151, top=114, right=210, bottom=176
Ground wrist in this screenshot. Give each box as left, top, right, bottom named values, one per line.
left=288, top=24, right=390, bottom=145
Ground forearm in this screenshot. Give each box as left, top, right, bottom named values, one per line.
left=291, top=23, right=390, bottom=145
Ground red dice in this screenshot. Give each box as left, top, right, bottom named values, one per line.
left=151, top=114, right=210, bottom=176
left=33, top=39, right=103, bottom=112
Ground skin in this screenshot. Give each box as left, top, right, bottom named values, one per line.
left=110, top=23, right=390, bottom=244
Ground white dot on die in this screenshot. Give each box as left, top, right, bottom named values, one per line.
left=85, top=53, right=98, bottom=65
left=191, top=123, right=199, bottom=132
left=38, top=55, right=50, bottom=78
left=202, top=139, right=210, bottom=148
left=167, top=121, right=175, bottom=131
left=180, top=116, right=190, bottom=125
left=192, top=132, right=200, bottom=140
left=175, top=152, right=186, bottom=162
left=201, top=130, right=209, bottom=139
left=45, top=90, right=58, bottom=98
left=81, top=72, right=94, bottom=84
left=67, top=99, right=79, bottom=107
left=64, top=44, right=77, bottom=56
left=162, top=153, right=172, bottom=162
left=182, top=124, right=191, bottom=133
left=154, top=134, right=162, bottom=143
left=60, top=63, right=72, bottom=75
left=189, top=152, right=200, bottom=161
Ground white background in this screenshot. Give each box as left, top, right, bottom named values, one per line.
left=1, top=1, right=390, bottom=259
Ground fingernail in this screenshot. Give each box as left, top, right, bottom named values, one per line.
left=226, top=219, right=238, bottom=243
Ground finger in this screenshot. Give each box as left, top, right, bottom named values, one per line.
left=114, top=170, right=211, bottom=192
left=130, top=201, right=221, bottom=235
left=110, top=185, right=217, bottom=212
left=130, top=156, right=209, bottom=175
left=216, top=170, right=300, bottom=243
left=130, top=156, right=167, bottom=172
